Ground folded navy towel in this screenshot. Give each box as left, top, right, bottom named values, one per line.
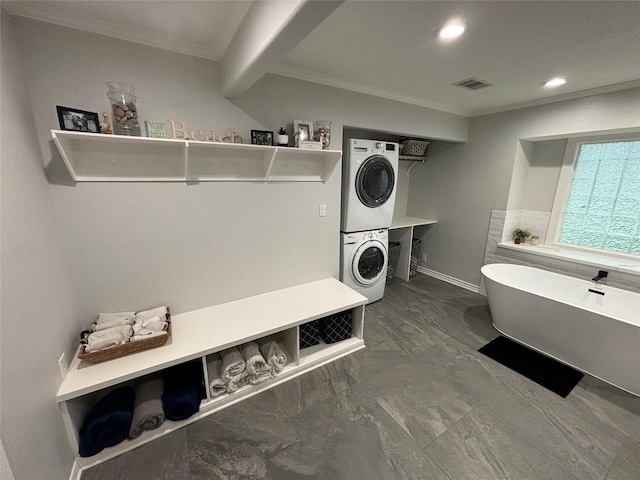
left=162, top=361, right=205, bottom=421
left=79, top=386, right=135, bottom=457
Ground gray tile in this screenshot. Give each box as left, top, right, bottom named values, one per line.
left=465, top=350, right=629, bottom=480
left=425, top=407, right=583, bottom=480
left=271, top=359, right=359, bottom=417
left=187, top=390, right=306, bottom=479
left=80, top=428, right=189, bottom=480
left=606, top=438, right=640, bottom=480
left=288, top=381, right=450, bottom=480
left=574, top=375, right=640, bottom=443
left=346, top=348, right=475, bottom=448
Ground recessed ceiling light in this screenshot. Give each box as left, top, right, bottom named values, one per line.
left=544, top=77, right=566, bottom=87
left=437, top=22, right=468, bottom=39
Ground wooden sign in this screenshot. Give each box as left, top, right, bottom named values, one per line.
left=168, top=120, right=242, bottom=143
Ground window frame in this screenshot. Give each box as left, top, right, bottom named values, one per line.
left=547, top=132, right=640, bottom=260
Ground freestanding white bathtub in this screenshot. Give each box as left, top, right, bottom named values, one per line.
left=481, top=263, right=640, bottom=397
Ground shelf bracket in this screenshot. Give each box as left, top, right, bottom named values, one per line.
left=406, top=161, right=420, bottom=175
left=264, top=148, right=277, bottom=182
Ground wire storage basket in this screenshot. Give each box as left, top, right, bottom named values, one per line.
left=387, top=241, right=402, bottom=281
left=409, top=238, right=421, bottom=278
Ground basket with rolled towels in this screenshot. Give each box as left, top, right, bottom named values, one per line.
left=78, top=306, right=171, bottom=363
left=207, top=339, right=289, bottom=397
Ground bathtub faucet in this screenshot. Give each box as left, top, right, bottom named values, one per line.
left=592, top=270, right=608, bottom=282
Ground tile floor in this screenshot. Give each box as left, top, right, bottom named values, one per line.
left=82, top=274, right=640, bottom=480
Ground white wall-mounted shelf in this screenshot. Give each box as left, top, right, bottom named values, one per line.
left=57, top=278, right=367, bottom=471
left=390, top=216, right=437, bottom=281
left=51, top=130, right=341, bottom=183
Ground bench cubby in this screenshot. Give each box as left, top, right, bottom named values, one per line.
left=57, top=278, right=366, bottom=470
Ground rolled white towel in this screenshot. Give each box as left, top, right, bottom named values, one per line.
left=258, top=340, right=288, bottom=373
left=249, top=369, right=273, bottom=385
left=220, top=347, right=246, bottom=383
left=135, top=306, right=168, bottom=322
left=84, top=325, right=132, bottom=352
left=91, top=317, right=133, bottom=332
left=133, top=316, right=168, bottom=335
left=241, top=341, right=269, bottom=375
left=206, top=354, right=226, bottom=398
left=226, top=371, right=250, bottom=393
left=131, top=331, right=167, bottom=342
left=97, top=312, right=135, bottom=324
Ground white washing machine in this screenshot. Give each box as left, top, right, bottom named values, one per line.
left=340, top=229, right=388, bottom=304
left=341, top=139, right=399, bottom=233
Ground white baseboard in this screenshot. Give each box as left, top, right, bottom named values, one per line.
left=68, top=460, right=81, bottom=480
left=417, top=266, right=480, bottom=294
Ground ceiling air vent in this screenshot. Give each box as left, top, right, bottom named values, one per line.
left=451, top=78, right=492, bottom=90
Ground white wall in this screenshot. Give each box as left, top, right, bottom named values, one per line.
left=1, top=17, right=472, bottom=480
left=408, top=88, right=640, bottom=286
left=229, top=73, right=470, bottom=147
left=14, top=17, right=342, bottom=321
left=521, top=139, right=567, bottom=212
left=1, top=10, right=78, bottom=480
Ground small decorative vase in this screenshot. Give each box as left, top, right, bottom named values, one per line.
left=314, top=120, right=331, bottom=150
left=276, top=134, right=289, bottom=146
left=106, top=81, right=140, bottom=136
left=514, top=238, right=521, bottom=244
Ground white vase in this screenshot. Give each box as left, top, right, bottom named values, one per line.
left=277, top=134, right=288, bottom=146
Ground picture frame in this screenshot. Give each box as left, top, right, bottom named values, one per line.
left=56, top=106, right=100, bottom=133
left=293, top=119, right=314, bottom=147
left=250, top=129, right=274, bottom=146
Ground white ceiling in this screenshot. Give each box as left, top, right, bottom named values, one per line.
left=4, top=0, right=640, bottom=117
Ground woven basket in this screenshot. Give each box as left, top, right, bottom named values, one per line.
left=78, top=309, right=171, bottom=364
left=402, top=140, right=430, bottom=157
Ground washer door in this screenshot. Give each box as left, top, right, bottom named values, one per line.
left=352, top=240, right=387, bottom=286
left=355, top=155, right=395, bottom=208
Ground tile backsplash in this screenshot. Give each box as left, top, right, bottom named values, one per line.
left=482, top=209, right=639, bottom=294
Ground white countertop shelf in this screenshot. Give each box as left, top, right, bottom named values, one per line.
left=51, top=130, right=341, bottom=183
left=390, top=215, right=438, bottom=229
left=57, top=277, right=367, bottom=402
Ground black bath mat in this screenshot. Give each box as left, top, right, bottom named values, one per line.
left=478, top=336, right=583, bottom=398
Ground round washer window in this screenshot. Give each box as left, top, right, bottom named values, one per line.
left=352, top=240, right=386, bottom=286
left=355, top=155, right=395, bottom=208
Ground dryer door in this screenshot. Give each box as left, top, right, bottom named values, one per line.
left=351, top=239, right=387, bottom=286
left=355, top=155, right=395, bottom=208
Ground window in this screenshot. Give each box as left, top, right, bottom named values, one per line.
left=551, top=137, right=640, bottom=256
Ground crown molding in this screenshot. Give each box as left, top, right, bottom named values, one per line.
left=472, top=80, right=640, bottom=117
left=269, top=65, right=472, bottom=117
left=2, top=1, right=225, bottom=61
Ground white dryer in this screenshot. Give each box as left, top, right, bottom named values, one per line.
left=340, top=229, right=388, bottom=304
left=341, top=139, right=399, bottom=233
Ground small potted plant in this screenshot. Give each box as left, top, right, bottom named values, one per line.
left=276, top=127, right=288, bottom=147
left=513, top=228, right=531, bottom=244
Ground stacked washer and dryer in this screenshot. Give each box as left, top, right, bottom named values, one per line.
left=340, top=139, right=399, bottom=304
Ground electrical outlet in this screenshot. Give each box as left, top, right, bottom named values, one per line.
left=421, top=253, right=427, bottom=262
left=319, top=204, right=327, bottom=217
left=58, top=352, right=69, bottom=379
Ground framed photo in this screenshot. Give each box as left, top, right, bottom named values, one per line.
left=56, top=106, right=100, bottom=133
left=293, top=119, right=314, bottom=147
left=250, top=129, right=274, bottom=146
